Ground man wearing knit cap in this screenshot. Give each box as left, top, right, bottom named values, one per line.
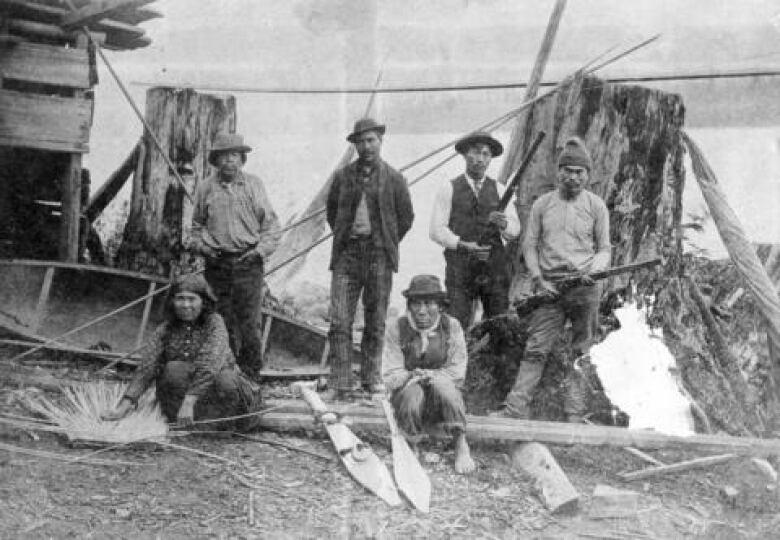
left=497, top=137, right=611, bottom=422
left=191, top=132, right=281, bottom=377
left=430, top=131, right=521, bottom=330
left=325, top=118, right=414, bottom=400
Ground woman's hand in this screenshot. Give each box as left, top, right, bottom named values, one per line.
left=101, top=398, right=134, bottom=422
left=176, top=395, right=198, bottom=427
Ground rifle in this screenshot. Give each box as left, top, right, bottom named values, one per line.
left=513, top=258, right=662, bottom=316
left=471, top=131, right=547, bottom=292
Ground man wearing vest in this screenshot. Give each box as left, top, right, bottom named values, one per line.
left=325, top=118, right=414, bottom=400
left=382, top=274, right=475, bottom=474
left=191, top=133, right=281, bottom=377
left=497, top=137, right=611, bottom=422
left=430, top=131, right=520, bottom=330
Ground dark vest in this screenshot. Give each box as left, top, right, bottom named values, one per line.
left=398, top=315, right=452, bottom=371
left=447, top=175, right=503, bottom=247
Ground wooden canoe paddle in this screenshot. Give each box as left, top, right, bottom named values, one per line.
left=380, top=398, right=431, bottom=513
left=293, top=382, right=401, bottom=507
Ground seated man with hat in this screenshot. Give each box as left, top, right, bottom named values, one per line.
left=191, top=132, right=281, bottom=377
left=382, top=274, right=475, bottom=474
left=430, top=131, right=520, bottom=330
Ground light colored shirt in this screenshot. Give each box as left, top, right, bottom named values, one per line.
left=351, top=193, right=372, bottom=236
left=192, top=170, right=281, bottom=258
left=523, top=189, right=611, bottom=277
left=429, top=173, right=521, bottom=250
left=382, top=313, right=468, bottom=391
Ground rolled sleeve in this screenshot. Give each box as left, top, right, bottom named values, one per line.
left=523, top=198, right=544, bottom=278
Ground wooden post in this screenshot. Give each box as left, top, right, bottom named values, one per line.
left=512, top=442, right=579, bottom=514
left=58, top=153, right=82, bottom=262
left=116, top=87, right=236, bottom=275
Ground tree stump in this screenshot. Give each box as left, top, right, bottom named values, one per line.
left=472, top=73, right=762, bottom=434
left=116, top=87, right=236, bottom=276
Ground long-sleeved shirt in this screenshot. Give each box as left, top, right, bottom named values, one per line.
left=382, top=314, right=468, bottom=391
left=124, top=312, right=237, bottom=402
left=523, top=189, right=611, bottom=278
left=192, top=170, right=281, bottom=258
left=429, top=173, right=521, bottom=250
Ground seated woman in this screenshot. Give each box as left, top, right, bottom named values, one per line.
left=102, top=274, right=263, bottom=431
left=381, top=274, right=475, bottom=474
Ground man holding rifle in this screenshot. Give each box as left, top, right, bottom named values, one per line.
left=496, top=137, right=611, bottom=422
left=429, top=131, right=520, bottom=330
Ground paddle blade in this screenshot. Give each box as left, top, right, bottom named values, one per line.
left=325, top=423, right=402, bottom=507
left=391, top=433, right=431, bottom=513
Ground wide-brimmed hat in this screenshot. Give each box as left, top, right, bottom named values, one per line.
left=208, top=133, right=252, bottom=166
left=346, top=117, right=386, bottom=143
left=454, top=131, right=503, bottom=157
left=402, top=274, right=449, bottom=303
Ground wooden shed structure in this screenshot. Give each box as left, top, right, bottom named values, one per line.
left=0, top=0, right=159, bottom=262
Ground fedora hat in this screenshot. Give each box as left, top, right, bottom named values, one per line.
left=346, top=117, right=386, bottom=143
left=454, top=131, right=503, bottom=157
left=402, top=274, right=449, bottom=303
left=208, top=133, right=252, bottom=166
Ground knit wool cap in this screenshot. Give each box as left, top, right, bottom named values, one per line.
left=557, top=137, right=593, bottom=171
left=172, top=274, right=217, bottom=303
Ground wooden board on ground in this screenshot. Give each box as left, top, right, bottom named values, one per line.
left=259, top=400, right=780, bottom=458
left=512, top=442, right=579, bottom=514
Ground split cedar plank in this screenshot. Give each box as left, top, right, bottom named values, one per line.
left=619, top=454, right=738, bottom=482
left=62, top=0, right=154, bottom=29
left=258, top=401, right=780, bottom=458
left=108, top=6, right=161, bottom=25
left=4, top=0, right=149, bottom=35
left=0, top=41, right=91, bottom=88
left=512, top=442, right=579, bottom=514
left=6, top=19, right=106, bottom=46
left=0, top=89, right=93, bottom=152
left=85, top=143, right=139, bottom=222
left=58, top=150, right=82, bottom=261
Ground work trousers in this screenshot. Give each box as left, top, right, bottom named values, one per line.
left=505, top=283, right=600, bottom=418
left=156, top=361, right=263, bottom=431
left=444, top=248, right=508, bottom=331
left=328, top=239, right=392, bottom=391
left=391, top=375, right=467, bottom=436
left=205, top=256, right=265, bottom=374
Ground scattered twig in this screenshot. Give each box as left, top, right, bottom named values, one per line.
left=0, top=441, right=143, bottom=467
left=231, top=432, right=334, bottom=461
left=152, top=440, right=243, bottom=468
left=248, top=490, right=255, bottom=527
left=622, top=447, right=665, bottom=467
left=619, top=453, right=737, bottom=481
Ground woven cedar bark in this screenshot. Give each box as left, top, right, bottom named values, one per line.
left=116, top=88, right=236, bottom=275
left=474, top=74, right=762, bottom=434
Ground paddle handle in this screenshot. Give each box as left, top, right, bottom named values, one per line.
left=380, top=399, right=400, bottom=436
left=292, top=381, right=337, bottom=423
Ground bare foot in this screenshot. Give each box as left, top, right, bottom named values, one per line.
left=453, top=433, right=475, bottom=474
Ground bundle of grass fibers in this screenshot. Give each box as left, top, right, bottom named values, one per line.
left=24, top=381, right=168, bottom=445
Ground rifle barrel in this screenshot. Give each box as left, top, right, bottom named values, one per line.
left=497, top=131, right=546, bottom=212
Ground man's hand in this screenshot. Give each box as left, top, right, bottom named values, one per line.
left=100, top=398, right=134, bottom=422
left=238, top=246, right=264, bottom=263
left=488, top=211, right=508, bottom=231
left=191, top=240, right=217, bottom=259
left=176, top=395, right=197, bottom=427
left=458, top=241, right=491, bottom=262
left=578, top=272, right=596, bottom=286
left=412, top=368, right=434, bottom=383
left=532, top=275, right=559, bottom=298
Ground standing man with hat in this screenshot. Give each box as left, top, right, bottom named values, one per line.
left=496, top=137, right=611, bottom=422
left=325, top=118, right=414, bottom=400
left=430, top=131, right=521, bottom=330
left=191, top=132, right=281, bottom=377
left=382, top=274, right=475, bottom=474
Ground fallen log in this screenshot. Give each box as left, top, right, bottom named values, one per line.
left=619, top=453, right=737, bottom=482
left=259, top=400, right=780, bottom=458
left=512, top=442, right=579, bottom=514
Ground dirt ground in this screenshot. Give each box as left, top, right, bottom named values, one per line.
left=1, top=362, right=779, bottom=538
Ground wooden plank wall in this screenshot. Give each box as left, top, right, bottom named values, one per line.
left=0, top=42, right=91, bottom=88
left=0, top=89, right=93, bottom=153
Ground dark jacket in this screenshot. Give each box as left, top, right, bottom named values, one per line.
left=326, top=159, right=414, bottom=272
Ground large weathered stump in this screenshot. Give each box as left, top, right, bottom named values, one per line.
left=116, top=87, right=236, bottom=275
left=468, top=74, right=762, bottom=435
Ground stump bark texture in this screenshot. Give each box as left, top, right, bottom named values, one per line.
left=116, top=87, right=236, bottom=275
